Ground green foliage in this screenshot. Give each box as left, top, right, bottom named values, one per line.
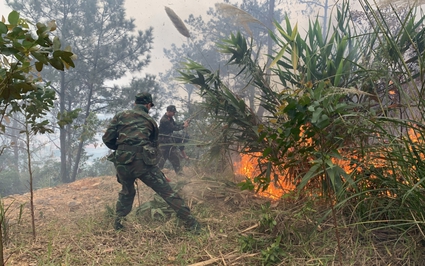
left=0, top=197, right=23, bottom=266
left=178, top=0, right=425, bottom=252
left=259, top=202, right=277, bottom=232
left=238, top=234, right=259, bottom=252
left=12, top=85, right=56, bottom=135
left=238, top=177, right=255, bottom=191
left=0, top=9, right=76, bottom=242
left=135, top=194, right=174, bottom=222
left=79, top=157, right=115, bottom=178
left=271, top=2, right=359, bottom=88
left=104, top=204, right=115, bottom=218
left=0, top=170, right=25, bottom=196
left=0, top=10, right=75, bottom=118
left=56, top=109, right=81, bottom=129
left=31, top=159, right=61, bottom=189
left=7, top=0, right=155, bottom=183
left=261, top=235, right=285, bottom=266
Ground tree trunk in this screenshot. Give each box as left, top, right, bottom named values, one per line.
left=70, top=34, right=100, bottom=181
left=59, top=72, right=69, bottom=183
left=71, top=140, right=84, bottom=182
left=70, top=81, right=95, bottom=182
left=11, top=117, right=20, bottom=174
left=24, top=122, right=36, bottom=239
left=0, top=206, right=4, bottom=266
left=323, top=0, right=329, bottom=37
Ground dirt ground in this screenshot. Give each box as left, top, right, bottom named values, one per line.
left=3, top=167, right=257, bottom=224
left=2, top=167, right=269, bottom=266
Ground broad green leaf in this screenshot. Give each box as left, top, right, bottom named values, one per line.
left=0, top=22, right=7, bottom=34
left=11, top=72, right=26, bottom=80
left=1, top=47, right=19, bottom=56
left=263, top=147, right=272, bottom=157
left=49, top=57, right=64, bottom=71
left=63, top=55, right=75, bottom=68
left=53, top=50, right=74, bottom=58
left=22, top=39, right=35, bottom=50
left=36, top=22, right=47, bottom=35
left=8, top=10, right=19, bottom=26
left=21, top=61, right=30, bottom=73
left=311, top=107, right=323, bottom=124
left=19, top=19, right=29, bottom=29
left=35, top=61, right=44, bottom=72
left=299, top=163, right=322, bottom=190
left=14, top=82, right=34, bottom=93
left=31, top=51, right=49, bottom=64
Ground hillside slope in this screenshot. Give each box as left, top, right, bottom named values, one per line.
left=2, top=167, right=424, bottom=265
left=2, top=168, right=263, bottom=265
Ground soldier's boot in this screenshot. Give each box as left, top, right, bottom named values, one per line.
left=185, top=218, right=202, bottom=235
left=114, top=217, right=124, bottom=231
left=176, top=167, right=184, bottom=176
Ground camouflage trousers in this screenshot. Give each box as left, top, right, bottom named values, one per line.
left=158, top=143, right=182, bottom=174
left=114, top=158, right=195, bottom=225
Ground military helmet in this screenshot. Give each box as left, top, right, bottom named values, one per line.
left=135, top=92, right=154, bottom=106
left=166, top=105, right=178, bottom=113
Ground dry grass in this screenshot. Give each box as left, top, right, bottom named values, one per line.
left=1, top=166, right=424, bottom=265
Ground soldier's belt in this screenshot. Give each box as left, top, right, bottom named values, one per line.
left=117, top=145, right=144, bottom=153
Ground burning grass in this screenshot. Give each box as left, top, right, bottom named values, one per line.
left=234, top=153, right=296, bottom=200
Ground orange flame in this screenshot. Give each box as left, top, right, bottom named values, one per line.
left=234, top=153, right=295, bottom=200
left=234, top=126, right=424, bottom=200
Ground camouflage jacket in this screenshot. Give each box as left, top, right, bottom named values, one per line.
left=102, top=104, right=158, bottom=150
left=158, top=113, right=184, bottom=142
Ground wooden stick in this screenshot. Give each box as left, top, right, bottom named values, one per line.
left=188, top=251, right=238, bottom=266
left=231, top=253, right=259, bottom=263
left=219, top=250, right=227, bottom=265
left=188, top=257, right=220, bottom=266
left=239, top=223, right=259, bottom=233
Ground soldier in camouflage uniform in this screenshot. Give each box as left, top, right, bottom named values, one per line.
left=158, top=105, right=189, bottom=175
left=102, top=92, right=200, bottom=233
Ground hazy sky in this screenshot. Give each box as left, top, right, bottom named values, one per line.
left=0, top=0, right=218, bottom=84
left=122, top=0, right=215, bottom=80
left=0, top=0, right=220, bottom=158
